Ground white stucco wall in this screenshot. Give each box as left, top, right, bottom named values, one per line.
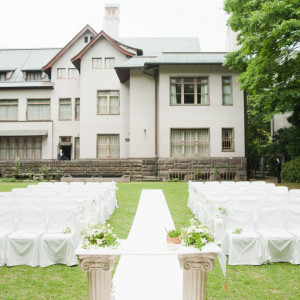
left=129, top=69, right=156, bottom=158
left=157, top=65, right=245, bottom=158
left=79, top=36, right=130, bottom=158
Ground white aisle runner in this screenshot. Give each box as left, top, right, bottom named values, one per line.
left=113, top=189, right=182, bottom=300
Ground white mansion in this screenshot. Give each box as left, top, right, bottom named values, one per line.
left=0, top=4, right=246, bottom=180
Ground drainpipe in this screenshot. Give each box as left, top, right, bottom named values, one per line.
left=142, top=67, right=159, bottom=176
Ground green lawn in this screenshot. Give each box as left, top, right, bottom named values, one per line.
left=0, top=182, right=299, bottom=299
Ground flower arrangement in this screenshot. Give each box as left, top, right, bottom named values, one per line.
left=81, top=222, right=119, bottom=249
left=166, top=229, right=182, bottom=244
left=216, top=206, right=226, bottom=219
left=183, top=218, right=214, bottom=250
left=63, top=226, right=71, bottom=234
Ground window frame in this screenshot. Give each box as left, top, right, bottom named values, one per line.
left=74, top=137, right=80, bottom=159
left=59, top=98, right=72, bottom=121
left=0, top=99, right=18, bottom=121
left=75, top=98, right=80, bottom=120
left=96, top=134, right=120, bottom=159
left=170, top=77, right=210, bottom=106
left=222, top=128, right=235, bottom=152
left=0, top=137, right=42, bottom=159
left=26, top=99, right=51, bottom=121
left=170, top=128, right=210, bottom=158
left=92, top=58, right=103, bottom=69
left=105, top=57, right=115, bottom=69
left=0, top=72, right=6, bottom=81
left=57, top=68, right=66, bottom=79
left=97, top=90, right=120, bottom=115
left=222, top=76, right=233, bottom=106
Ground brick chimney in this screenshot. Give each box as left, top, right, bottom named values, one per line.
left=104, top=3, right=120, bottom=38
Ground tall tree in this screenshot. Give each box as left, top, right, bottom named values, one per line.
left=224, top=0, right=300, bottom=122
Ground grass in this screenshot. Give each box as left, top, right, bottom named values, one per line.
left=0, top=181, right=299, bottom=299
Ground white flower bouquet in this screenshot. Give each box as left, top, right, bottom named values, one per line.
left=183, top=218, right=214, bottom=250
left=81, top=222, right=119, bottom=249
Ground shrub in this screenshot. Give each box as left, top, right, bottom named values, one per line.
left=281, top=156, right=300, bottom=183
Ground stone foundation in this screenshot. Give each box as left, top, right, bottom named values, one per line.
left=0, top=157, right=247, bottom=181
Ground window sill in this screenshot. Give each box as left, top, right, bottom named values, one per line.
left=170, top=104, right=210, bottom=106
left=222, top=150, right=235, bottom=152
left=97, top=113, right=120, bottom=116
left=222, top=104, right=233, bottom=106
left=26, top=119, right=52, bottom=122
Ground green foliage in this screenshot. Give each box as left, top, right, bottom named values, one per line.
left=232, top=228, right=243, bottom=234
left=281, top=156, right=300, bottom=183
left=54, top=169, right=62, bottom=180
left=11, top=160, right=24, bottom=179
left=63, top=226, right=72, bottom=234
left=224, top=0, right=300, bottom=118
left=0, top=178, right=16, bottom=182
left=40, top=166, right=51, bottom=180
left=168, top=177, right=179, bottom=182
left=167, top=229, right=182, bottom=238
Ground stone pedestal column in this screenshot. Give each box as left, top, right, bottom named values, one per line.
left=78, top=255, right=118, bottom=300
left=178, top=253, right=217, bottom=300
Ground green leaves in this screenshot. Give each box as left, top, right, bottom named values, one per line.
left=224, top=0, right=300, bottom=117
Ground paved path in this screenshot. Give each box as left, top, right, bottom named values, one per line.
left=113, top=189, right=182, bottom=300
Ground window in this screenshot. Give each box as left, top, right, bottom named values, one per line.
left=105, top=58, right=115, bottom=69
left=0, top=72, right=6, bottom=81
left=68, top=68, right=79, bottom=79
left=170, top=78, right=208, bottom=105
left=57, top=68, right=66, bottom=79
left=222, top=128, right=234, bottom=151
left=90, top=36, right=93, bottom=42
left=92, top=58, right=102, bottom=69
left=26, top=71, right=42, bottom=81
left=222, top=77, right=232, bottom=105
left=59, top=98, right=72, bottom=120
left=171, top=129, right=209, bottom=157
left=75, top=98, right=80, bottom=120
left=27, top=99, right=50, bottom=120
left=0, top=100, right=18, bottom=120
left=97, top=134, right=119, bottom=158
left=97, top=90, right=120, bottom=114
left=0, top=137, right=42, bottom=159
left=84, top=36, right=88, bottom=43
left=74, top=137, right=80, bottom=159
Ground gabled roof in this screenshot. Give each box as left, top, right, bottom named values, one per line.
left=71, top=31, right=143, bottom=71
left=42, top=25, right=97, bottom=76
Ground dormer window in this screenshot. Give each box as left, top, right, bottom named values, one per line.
left=84, top=36, right=88, bottom=43
left=0, top=70, right=14, bottom=81
left=25, top=71, right=42, bottom=81
left=0, top=72, right=6, bottom=81
left=90, top=36, right=93, bottom=42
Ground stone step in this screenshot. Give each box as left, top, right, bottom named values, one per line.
left=137, top=176, right=162, bottom=182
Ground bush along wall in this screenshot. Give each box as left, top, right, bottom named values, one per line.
left=281, top=156, right=300, bottom=183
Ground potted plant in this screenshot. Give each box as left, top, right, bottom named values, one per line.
left=166, top=229, right=183, bottom=244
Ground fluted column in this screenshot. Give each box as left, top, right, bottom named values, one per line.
left=78, top=255, right=118, bottom=300
left=178, top=253, right=217, bottom=300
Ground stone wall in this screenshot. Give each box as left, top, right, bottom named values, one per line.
left=0, top=157, right=247, bottom=181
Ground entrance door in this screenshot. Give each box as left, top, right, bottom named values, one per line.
left=61, top=145, right=71, bottom=160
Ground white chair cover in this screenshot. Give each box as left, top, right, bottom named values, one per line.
left=6, top=207, right=47, bottom=267
left=222, top=206, right=263, bottom=265
left=286, top=207, right=300, bottom=264
left=0, top=206, right=15, bottom=266
left=289, top=189, right=300, bottom=206
left=256, top=207, right=294, bottom=263
left=40, top=207, right=80, bottom=267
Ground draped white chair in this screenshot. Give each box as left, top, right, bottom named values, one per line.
left=0, top=206, right=15, bottom=266
left=265, top=189, right=288, bottom=207
left=53, top=182, right=69, bottom=187
left=289, top=189, right=300, bottom=206
left=40, top=207, right=80, bottom=267
left=235, top=181, right=250, bottom=187
left=6, top=207, right=47, bottom=267
left=38, top=182, right=54, bottom=187
left=86, top=182, right=101, bottom=187
left=286, top=207, right=300, bottom=264
left=232, top=195, right=262, bottom=210
left=256, top=207, right=294, bottom=263
left=222, top=206, right=263, bottom=265
left=220, top=181, right=236, bottom=187
left=251, top=181, right=266, bottom=186
left=0, top=192, right=14, bottom=207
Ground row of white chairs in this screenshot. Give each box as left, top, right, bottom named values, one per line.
left=0, top=206, right=80, bottom=267
left=188, top=181, right=300, bottom=265
left=220, top=206, right=300, bottom=265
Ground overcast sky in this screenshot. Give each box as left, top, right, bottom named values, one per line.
left=0, top=0, right=229, bottom=51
